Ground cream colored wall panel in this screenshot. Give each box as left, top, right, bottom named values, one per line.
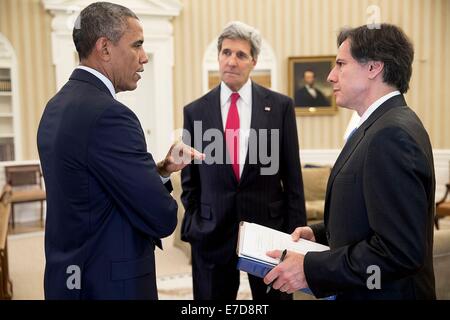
left=444, top=0, right=450, bottom=147
left=19, top=0, right=34, bottom=159
left=0, top=0, right=55, bottom=160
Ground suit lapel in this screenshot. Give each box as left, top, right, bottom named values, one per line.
left=325, top=95, right=408, bottom=215
left=204, top=86, right=223, bottom=134
left=240, top=83, right=270, bottom=185
left=325, top=127, right=364, bottom=198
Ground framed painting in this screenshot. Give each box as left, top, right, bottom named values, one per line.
left=288, top=56, right=337, bottom=116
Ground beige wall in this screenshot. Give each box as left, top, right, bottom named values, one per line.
left=0, top=0, right=55, bottom=160
left=173, top=0, right=450, bottom=149
left=0, top=0, right=448, bottom=161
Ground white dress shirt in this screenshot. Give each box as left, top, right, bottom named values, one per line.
left=76, top=66, right=117, bottom=99
left=305, top=85, right=318, bottom=98
left=220, top=79, right=252, bottom=177
left=357, top=90, right=401, bottom=127
left=344, top=91, right=401, bottom=143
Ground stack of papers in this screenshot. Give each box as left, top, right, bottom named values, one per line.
left=237, top=221, right=329, bottom=265
left=236, top=221, right=331, bottom=297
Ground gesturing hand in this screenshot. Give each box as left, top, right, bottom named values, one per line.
left=157, top=142, right=205, bottom=177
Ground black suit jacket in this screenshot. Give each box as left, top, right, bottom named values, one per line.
left=37, top=69, right=178, bottom=299
left=181, top=83, right=306, bottom=264
left=304, top=95, right=436, bottom=299
left=295, top=86, right=330, bottom=107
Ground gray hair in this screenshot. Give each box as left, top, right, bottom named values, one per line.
left=217, top=21, right=262, bottom=60
left=73, top=2, right=138, bottom=60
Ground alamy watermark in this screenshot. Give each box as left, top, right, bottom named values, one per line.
left=366, top=5, right=381, bottom=29
left=66, top=265, right=81, bottom=290
left=172, top=123, right=280, bottom=176
left=366, top=265, right=381, bottom=290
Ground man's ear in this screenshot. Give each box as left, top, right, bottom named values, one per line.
left=95, top=37, right=111, bottom=62
left=368, top=61, right=384, bottom=80
left=251, top=57, right=257, bottom=68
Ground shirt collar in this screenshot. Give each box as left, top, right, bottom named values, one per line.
left=358, top=90, right=401, bottom=127
left=76, top=66, right=116, bottom=99
left=220, top=78, right=252, bottom=107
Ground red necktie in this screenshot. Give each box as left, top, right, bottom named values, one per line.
left=225, top=92, right=240, bottom=181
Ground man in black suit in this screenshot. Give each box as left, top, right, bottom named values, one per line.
left=264, top=24, right=436, bottom=300
left=181, top=21, right=306, bottom=300
left=37, top=2, right=202, bottom=299
left=294, top=70, right=330, bottom=107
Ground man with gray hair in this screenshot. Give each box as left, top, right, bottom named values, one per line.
left=181, top=21, right=306, bottom=300
left=37, top=2, right=203, bottom=299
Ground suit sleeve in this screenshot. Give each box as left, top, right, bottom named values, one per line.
left=180, top=107, right=201, bottom=241
left=310, top=222, right=328, bottom=245
left=280, top=98, right=307, bottom=232
left=88, top=104, right=178, bottom=240
left=304, top=127, right=432, bottom=298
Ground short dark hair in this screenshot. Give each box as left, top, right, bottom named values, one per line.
left=73, top=2, right=138, bottom=60
left=337, top=23, right=414, bottom=94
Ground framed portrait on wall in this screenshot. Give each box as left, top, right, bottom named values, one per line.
left=288, top=56, right=337, bottom=116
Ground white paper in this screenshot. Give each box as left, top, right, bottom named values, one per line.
left=238, top=222, right=329, bottom=265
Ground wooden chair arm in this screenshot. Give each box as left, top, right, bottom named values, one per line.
left=0, top=184, right=12, bottom=204
left=436, top=183, right=450, bottom=206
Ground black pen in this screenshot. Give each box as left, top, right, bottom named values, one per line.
left=266, top=249, right=287, bottom=294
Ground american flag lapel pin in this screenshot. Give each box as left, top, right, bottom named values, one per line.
left=264, top=106, right=271, bottom=112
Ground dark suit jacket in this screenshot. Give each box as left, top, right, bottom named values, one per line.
left=181, top=82, right=306, bottom=264
left=295, top=86, right=330, bottom=107
left=37, top=69, right=178, bottom=299
left=304, top=95, right=436, bottom=299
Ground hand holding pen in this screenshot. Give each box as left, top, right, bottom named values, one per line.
left=264, top=248, right=309, bottom=294
left=266, top=249, right=287, bottom=294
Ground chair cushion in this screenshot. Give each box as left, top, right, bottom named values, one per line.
left=433, top=229, right=450, bottom=299
left=11, top=190, right=46, bottom=203
left=305, top=200, right=325, bottom=220
left=302, top=167, right=331, bottom=201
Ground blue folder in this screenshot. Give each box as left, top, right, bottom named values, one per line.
left=237, top=257, right=335, bottom=299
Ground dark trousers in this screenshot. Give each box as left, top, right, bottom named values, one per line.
left=191, top=249, right=292, bottom=300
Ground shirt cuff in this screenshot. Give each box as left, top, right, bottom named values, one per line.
left=160, top=175, right=171, bottom=184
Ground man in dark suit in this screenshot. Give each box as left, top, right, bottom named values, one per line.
left=181, top=21, right=306, bottom=300
left=294, top=70, right=330, bottom=107
left=264, top=24, right=436, bottom=300
left=37, top=2, right=202, bottom=300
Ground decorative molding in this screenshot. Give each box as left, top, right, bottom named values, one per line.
left=300, top=149, right=340, bottom=166
left=42, top=0, right=182, bottom=17
left=43, top=0, right=182, bottom=35
left=0, top=33, right=23, bottom=161
left=0, top=38, right=12, bottom=59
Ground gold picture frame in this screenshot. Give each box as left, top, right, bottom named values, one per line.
left=288, top=56, right=337, bottom=116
